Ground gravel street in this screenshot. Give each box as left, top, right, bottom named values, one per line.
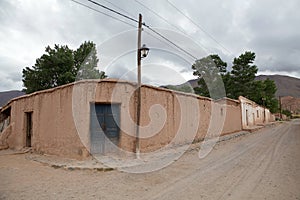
left=1, top=119, right=299, bottom=200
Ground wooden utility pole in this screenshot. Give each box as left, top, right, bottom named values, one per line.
left=136, top=13, right=142, bottom=158
left=279, top=96, right=282, bottom=119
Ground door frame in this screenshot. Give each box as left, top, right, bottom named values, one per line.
left=89, top=102, right=121, bottom=154
left=246, top=109, right=249, bottom=126
left=25, top=111, right=33, bottom=147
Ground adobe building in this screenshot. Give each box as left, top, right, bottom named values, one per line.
left=0, top=79, right=274, bottom=159
left=239, top=96, right=275, bottom=129
left=281, top=96, right=300, bottom=115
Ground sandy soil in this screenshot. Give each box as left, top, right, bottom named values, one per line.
left=0, top=119, right=299, bottom=200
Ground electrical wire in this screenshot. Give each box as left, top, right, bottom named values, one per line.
left=133, top=0, right=208, bottom=52
left=87, top=0, right=139, bottom=23
left=143, top=24, right=197, bottom=60
left=101, top=0, right=136, bottom=19
left=134, top=0, right=185, bottom=34
left=75, top=0, right=198, bottom=60
left=93, top=0, right=176, bottom=54
left=143, top=30, right=182, bottom=55
left=166, top=0, right=232, bottom=55
left=70, top=0, right=136, bottom=28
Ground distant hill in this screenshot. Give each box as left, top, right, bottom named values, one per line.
left=0, top=90, right=25, bottom=108
left=255, top=75, right=300, bottom=97
left=2, top=75, right=300, bottom=108
left=165, top=75, right=300, bottom=98
left=185, top=79, right=199, bottom=88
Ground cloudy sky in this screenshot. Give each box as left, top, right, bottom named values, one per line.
left=0, top=0, right=300, bottom=91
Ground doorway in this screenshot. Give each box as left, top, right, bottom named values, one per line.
left=246, top=109, right=249, bottom=126
left=25, top=112, right=33, bottom=147
left=90, top=104, right=120, bottom=154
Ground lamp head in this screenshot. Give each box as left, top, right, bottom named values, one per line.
left=140, top=44, right=149, bottom=58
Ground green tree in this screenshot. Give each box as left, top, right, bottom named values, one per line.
left=261, top=79, right=278, bottom=113
left=192, top=54, right=227, bottom=99
left=22, top=41, right=106, bottom=93
left=228, top=51, right=278, bottom=112
left=191, top=51, right=278, bottom=113
left=74, top=41, right=106, bottom=80
left=229, top=51, right=258, bottom=99
left=249, top=79, right=278, bottom=113
left=222, top=72, right=234, bottom=98
left=22, top=45, right=75, bottom=93
left=282, top=109, right=292, bottom=118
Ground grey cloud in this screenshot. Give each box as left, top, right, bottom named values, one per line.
left=7, top=72, right=22, bottom=82
left=0, top=71, right=23, bottom=91
left=234, top=0, right=300, bottom=75
left=0, top=0, right=300, bottom=91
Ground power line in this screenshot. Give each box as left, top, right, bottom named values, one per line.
left=133, top=0, right=208, bottom=52
left=101, top=0, right=136, bottom=19
left=166, top=0, right=232, bottom=55
left=134, top=1, right=184, bottom=34
left=143, top=28, right=197, bottom=60
left=87, top=0, right=139, bottom=23
left=78, top=0, right=198, bottom=60
left=89, top=0, right=174, bottom=53
left=143, top=30, right=176, bottom=51
left=70, top=0, right=136, bottom=28
left=143, top=25, right=197, bottom=60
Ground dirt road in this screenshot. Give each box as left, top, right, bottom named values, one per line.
left=1, top=120, right=299, bottom=200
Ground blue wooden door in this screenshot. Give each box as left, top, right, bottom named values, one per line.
left=90, top=104, right=120, bottom=154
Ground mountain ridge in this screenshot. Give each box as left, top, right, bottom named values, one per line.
left=0, top=90, right=25, bottom=108
left=169, top=74, right=300, bottom=98
left=1, top=75, right=299, bottom=108
left=255, top=75, right=300, bottom=97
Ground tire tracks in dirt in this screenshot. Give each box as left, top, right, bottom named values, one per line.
left=144, top=123, right=290, bottom=200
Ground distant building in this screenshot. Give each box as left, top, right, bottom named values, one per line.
left=239, top=96, right=275, bottom=129
left=281, top=96, right=300, bottom=115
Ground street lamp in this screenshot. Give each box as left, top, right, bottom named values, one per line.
left=140, top=44, right=149, bottom=58
left=136, top=14, right=150, bottom=158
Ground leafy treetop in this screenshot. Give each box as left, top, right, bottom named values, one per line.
left=192, top=51, right=278, bottom=113
left=22, top=41, right=106, bottom=94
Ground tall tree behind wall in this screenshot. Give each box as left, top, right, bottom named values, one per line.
left=22, top=41, right=106, bottom=94
left=192, top=51, right=278, bottom=112
left=229, top=51, right=258, bottom=99
left=192, top=54, right=227, bottom=99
